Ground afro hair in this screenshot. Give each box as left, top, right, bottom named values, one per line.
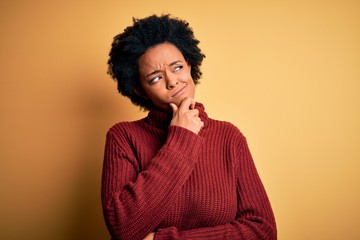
left=107, top=14, right=205, bottom=110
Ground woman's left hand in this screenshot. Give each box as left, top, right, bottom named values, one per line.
left=143, top=232, right=155, bottom=240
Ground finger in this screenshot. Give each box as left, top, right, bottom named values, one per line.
left=178, top=97, right=193, bottom=111
left=169, top=103, right=178, bottom=116
left=190, top=98, right=196, bottom=110
left=189, top=109, right=199, bottom=117
left=198, top=118, right=204, bottom=129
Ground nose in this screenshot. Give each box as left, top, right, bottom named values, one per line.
left=165, top=71, right=178, bottom=89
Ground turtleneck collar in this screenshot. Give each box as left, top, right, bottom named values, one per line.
left=144, top=102, right=209, bottom=130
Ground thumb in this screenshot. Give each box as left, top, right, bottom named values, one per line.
left=169, top=103, right=178, bottom=116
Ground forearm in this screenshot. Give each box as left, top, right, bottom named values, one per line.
left=154, top=133, right=277, bottom=240
left=155, top=218, right=276, bottom=240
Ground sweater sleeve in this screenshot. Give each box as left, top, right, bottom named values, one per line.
left=101, top=126, right=204, bottom=240
left=154, top=134, right=277, bottom=240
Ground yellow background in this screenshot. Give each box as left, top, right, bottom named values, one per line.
left=1, top=0, right=359, bottom=239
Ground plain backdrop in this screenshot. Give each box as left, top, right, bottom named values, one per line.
left=1, top=0, right=359, bottom=239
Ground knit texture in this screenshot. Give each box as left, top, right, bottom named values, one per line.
left=101, top=103, right=277, bottom=240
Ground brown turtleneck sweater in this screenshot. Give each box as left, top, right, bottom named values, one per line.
left=101, top=103, right=276, bottom=240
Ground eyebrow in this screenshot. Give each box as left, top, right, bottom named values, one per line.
left=145, top=60, right=182, bottom=78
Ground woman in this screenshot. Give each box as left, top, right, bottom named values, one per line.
left=102, top=14, right=277, bottom=240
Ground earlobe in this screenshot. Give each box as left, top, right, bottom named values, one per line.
left=134, top=87, right=149, bottom=100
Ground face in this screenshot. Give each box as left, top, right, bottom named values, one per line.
left=137, top=42, right=195, bottom=112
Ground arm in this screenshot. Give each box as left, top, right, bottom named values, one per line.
left=102, top=126, right=203, bottom=240
left=154, top=135, right=277, bottom=240
left=102, top=98, right=204, bottom=240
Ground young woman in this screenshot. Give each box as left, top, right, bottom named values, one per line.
left=102, top=14, right=277, bottom=240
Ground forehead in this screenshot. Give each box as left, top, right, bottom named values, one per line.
left=138, top=43, right=185, bottom=68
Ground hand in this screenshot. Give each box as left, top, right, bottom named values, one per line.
left=169, top=97, right=204, bottom=134
left=143, top=232, right=155, bottom=240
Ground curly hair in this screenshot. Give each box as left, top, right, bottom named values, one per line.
left=107, top=14, right=206, bottom=110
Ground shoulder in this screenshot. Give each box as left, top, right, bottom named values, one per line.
left=106, top=118, right=145, bottom=142
left=207, top=118, right=246, bottom=139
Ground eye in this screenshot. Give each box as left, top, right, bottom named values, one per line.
left=173, top=65, right=183, bottom=72
left=149, top=76, right=161, bottom=84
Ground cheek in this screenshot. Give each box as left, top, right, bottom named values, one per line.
left=180, top=69, right=193, bottom=82
left=144, top=85, right=168, bottom=100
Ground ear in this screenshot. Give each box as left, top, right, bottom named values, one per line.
left=134, top=86, right=149, bottom=100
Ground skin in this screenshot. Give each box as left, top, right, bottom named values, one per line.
left=137, top=42, right=204, bottom=135
left=143, top=232, right=155, bottom=240
left=137, top=42, right=195, bottom=111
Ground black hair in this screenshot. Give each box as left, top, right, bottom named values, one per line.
left=107, top=14, right=205, bottom=110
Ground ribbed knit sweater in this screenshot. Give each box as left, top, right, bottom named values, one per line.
left=101, top=103, right=277, bottom=240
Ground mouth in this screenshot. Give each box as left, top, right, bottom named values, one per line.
left=171, top=83, right=188, bottom=98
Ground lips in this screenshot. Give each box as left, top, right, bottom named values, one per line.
left=171, top=83, right=188, bottom=97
